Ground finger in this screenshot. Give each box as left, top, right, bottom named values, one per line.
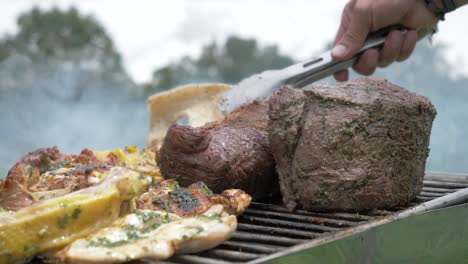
left=353, top=49, right=379, bottom=76
left=334, top=70, right=349, bottom=82
left=332, top=2, right=372, bottom=60
left=378, top=30, right=403, bottom=67
left=333, top=2, right=352, bottom=46
left=397, top=30, right=418, bottom=62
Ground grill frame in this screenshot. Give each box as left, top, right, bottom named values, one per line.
left=166, top=172, right=468, bottom=264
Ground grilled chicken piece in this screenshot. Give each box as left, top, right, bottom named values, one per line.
left=55, top=181, right=251, bottom=263
left=135, top=180, right=251, bottom=216
left=0, top=146, right=161, bottom=211
left=56, top=210, right=237, bottom=263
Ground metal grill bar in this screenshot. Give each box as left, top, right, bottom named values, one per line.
left=232, top=231, right=310, bottom=246
left=415, top=196, right=433, bottom=202
left=422, top=186, right=461, bottom=193
left=204, top=249, right=266, bottom=261
left=419, top=192, right=445, bottom=197
left=424, top=172, right=468, bottom=183
left=170, top=255, right=235, bottom=264
left=423, top=180, right=468, bottom=189
left=249, top=202, right=373, bottom=221
left=244, top=208, right=358, bottom=228
left=238, top=215, right=335, bottom=233
left=237, top=223, right=319, bottom=239
left=220, top=241, right=286, bottom=254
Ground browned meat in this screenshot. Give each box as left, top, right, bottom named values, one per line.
left=158, top=101, right=278, bottom=198
left=28, top=164, right=112, bottom=192
left=73, top=148, right=120, bottom=166
left=0, top=147, right=72, bottom=210
left=269, top=78, right=437, bottom=211
left=135, top=180, right=251, bottom=217
left=0, top=147, right=136, bottom=211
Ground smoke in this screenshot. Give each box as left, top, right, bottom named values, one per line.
left=0, top=53, right=148, bottom=177
left=1, top=40, right=468, bottom=177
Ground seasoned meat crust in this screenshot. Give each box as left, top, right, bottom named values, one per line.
left=0, top=147, right=72, bottom=210
left=135, top=180, right=251, bottom=217
left=269, top=78, right=437, bottom=211
left=158, top=101, right=278, bottom=198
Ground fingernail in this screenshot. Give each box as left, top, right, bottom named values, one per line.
left=331, top=44, right=348, bottom=58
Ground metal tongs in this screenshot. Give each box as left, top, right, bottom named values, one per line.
left=284, top=30, right=389, bottom=88
left=219, top=29, right=392, bottom=113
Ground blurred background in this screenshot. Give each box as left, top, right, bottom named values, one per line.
left=1, top=0, right=468, bottom=177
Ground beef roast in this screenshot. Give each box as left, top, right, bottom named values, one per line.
left=158, top=101, right=278, bottom=197
left=269, top=78, right=436, bottom=211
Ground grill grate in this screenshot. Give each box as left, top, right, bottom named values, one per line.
left=27, top=173, right=468, bottom=264
left=163, top=173, right=468, bottom=264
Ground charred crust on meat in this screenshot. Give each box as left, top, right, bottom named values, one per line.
left=135, top=180, right=251, bottom=217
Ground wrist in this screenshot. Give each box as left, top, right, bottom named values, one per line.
left=434, top=0, right=467, bottom=9
left=425, top=0, right=461, bottom=20
left=454, top=0, right=468, bottom=7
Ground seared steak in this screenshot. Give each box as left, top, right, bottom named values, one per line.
left=158, top=101, right=278, bottom=197
left=269, top=78, right=436, bottom=211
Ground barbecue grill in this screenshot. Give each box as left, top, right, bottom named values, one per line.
left=159, top=172, right=468, bottom=264
left=27, top=173, right=468, bottom=264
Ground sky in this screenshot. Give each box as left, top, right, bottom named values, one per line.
left=1, top=0, right=467, bottom=83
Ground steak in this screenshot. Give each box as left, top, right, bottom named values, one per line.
left=158, top=101, right=278, bottom=198
left=269, top=78, right=437, bottom=211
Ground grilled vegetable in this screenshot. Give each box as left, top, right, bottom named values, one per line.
left=0, top=167, right=150, bottom=264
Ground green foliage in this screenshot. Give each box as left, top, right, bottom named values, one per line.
left=0, top=37, right=15, bottom=61
left=0, top=6, right=135, bottom=100
left=2, top=7, right=121, bottom=69
left=143, top=36, right=294, bottom=94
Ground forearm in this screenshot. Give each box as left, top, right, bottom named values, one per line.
left=455, top=0, right=468, bottom=8
left=428, top=0, right=467, bottom=20
left=435, top=0, right=468, bottom=9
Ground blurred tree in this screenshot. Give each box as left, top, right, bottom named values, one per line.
left=0, top=7, right=134, bottom=101
left=2, top=7, right=121, bottom=69
left=0, top=37, right=14, bottom=61
left=143, top=36, right=294, bottom=94
left=0, top=7, right=143, bottom=172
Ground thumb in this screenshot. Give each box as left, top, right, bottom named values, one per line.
left=332, top=10, right=371, bottom=60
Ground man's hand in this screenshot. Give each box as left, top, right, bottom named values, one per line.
left=332, top=0, right=439, bottom=81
